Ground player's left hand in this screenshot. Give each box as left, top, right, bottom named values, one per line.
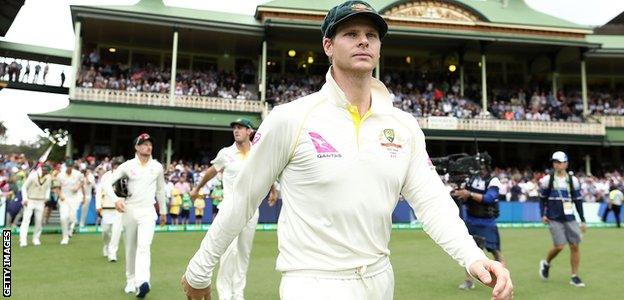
left=469, top=259, right=513, bottom=300
left=580, top=222, right=587, bottom=233
left=181, top=275, right=211, bottom=300
left=159, top=214, right=167, bottom=227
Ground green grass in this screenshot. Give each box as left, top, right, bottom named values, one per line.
left=10, top=228, right=623, bottom=299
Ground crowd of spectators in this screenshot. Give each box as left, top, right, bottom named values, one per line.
left=74, top=56, right=624, bottom=121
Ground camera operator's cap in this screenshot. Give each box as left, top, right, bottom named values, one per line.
left=321, top=1, right=388, bottom=39
left=135, top=133, right=153, bottom=146
left=230, top=118, right=254, bottom=129
left=551, top=151, right=568, bottom=163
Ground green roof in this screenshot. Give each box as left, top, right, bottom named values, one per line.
left=29, top=101, right=262, bottom=130
left=71, top=0, right=261, bottom=31
left=0, top=40, right=72, bottom=64
left=259, top=0, right=591, bottom=30
left=587, top=35, right=624, bottom=50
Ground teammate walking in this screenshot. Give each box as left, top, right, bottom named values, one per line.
left=106, top=133, right=168, bottom=297
left=58, top=161, right=85, bottom=244
left=96, top=159, right=124, bottom=262
left=182, top=2, right=512, bottom=299
left=19, top=164, right=53, bottom=247
left=189, top=118, right=277, bottom=300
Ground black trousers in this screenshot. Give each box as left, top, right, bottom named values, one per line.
left=602, top=204, right=622, bottom=227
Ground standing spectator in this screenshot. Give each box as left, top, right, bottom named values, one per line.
left=60, top=71, right=66, bottom=87
left=43, top=63, right=49, bottom=84
left=21, top=62, right=31, bottom=82
left=181, top=192, right=192, bottom=226
left=33, top=63, right=41, bottom=83
left=193, top=192, right=206, bottom=225
left=602, top=185, right=622, bottom=228
left=169, top=184, right=182, bottom=225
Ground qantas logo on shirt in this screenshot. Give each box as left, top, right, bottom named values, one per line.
left=308, top=132, right=342, bottom=158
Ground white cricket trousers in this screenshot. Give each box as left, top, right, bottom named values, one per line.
left=59, top=197, right=81, bottom=240
left=279, top=257, right=394, bottom=300
left=123, top=206, right=156, bottom=288
left=19, top=200, right=45, bottom=245
left=216, top=209, right=259, bottom=300
left=101, top=209, right=123, bottom=259
left=79, top=196, right=92, bottom=227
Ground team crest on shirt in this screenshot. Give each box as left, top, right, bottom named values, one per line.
left=383, top=129, right=394, bottom=143
left=378, top=129, right=404, bottom=158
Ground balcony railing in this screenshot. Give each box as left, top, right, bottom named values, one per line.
left=73, top=88, right=264, bottom=113
left=417, top=117, right=605, bottom=136
left=597, top=116, right=624, bottom=128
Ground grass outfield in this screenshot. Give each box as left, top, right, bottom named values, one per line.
left=10, top=228, right=623, bottom=299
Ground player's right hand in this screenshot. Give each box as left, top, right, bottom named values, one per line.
left=189, top=189, right=199, bottom=199
left=115, top=200, right=125, bottom=213
left=181, top=275, right=211, bottom=300
left=541, top=216, right=549, bottom=224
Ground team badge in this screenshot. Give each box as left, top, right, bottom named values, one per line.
left=383, top=129, right=394, bottom=143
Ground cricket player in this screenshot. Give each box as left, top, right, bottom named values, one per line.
left=19, top=164, right=53, bottom=247
left=181, top=2, right=513, bottom=300
left=58, top=161, right=85, bottom=244
left=95, top=159, right=124, bottom=262
left=189, top=118, right=277, bottom=300
left=105, top=133, right=168, bottom=298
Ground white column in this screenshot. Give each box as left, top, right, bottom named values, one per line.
left=65, top=134, right=73, bottom=158
left=552, top=71, right=558, bottom=97
left=584, top=155, right=592, bottom=176
left=166, top=138, right=172, bottom=168
left=69, top=21, right=81, bottom=99
left=460, top=65, right=465, bottom=97
left=375, top=61, right=380, bottom=80
left=170, top=30, right=179, bottom=106
left=261, top=40, right=267, bottom=103
left=481, top=54, right=488, bottom=115
left=581, top=57, right=588, bottom=116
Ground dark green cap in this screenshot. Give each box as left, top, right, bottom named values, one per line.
left=230, top=118, right=254, bottom=129
left=321, top=1, right=388, bottom=39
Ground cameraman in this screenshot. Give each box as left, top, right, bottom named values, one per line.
left=452, top=155, right=506, bottom=290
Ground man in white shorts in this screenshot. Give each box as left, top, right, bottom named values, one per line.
left=182, top=2, right=513, bottom=299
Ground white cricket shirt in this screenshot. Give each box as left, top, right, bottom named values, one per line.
left=105, top=156, right=167, bottom=215
left=186, top=68, right=487, bottom=289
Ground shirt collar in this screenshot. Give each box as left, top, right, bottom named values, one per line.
left=321, top=66, right=393, bottom=115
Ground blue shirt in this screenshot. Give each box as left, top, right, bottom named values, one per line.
left=539, top=174, right=584, bottom=222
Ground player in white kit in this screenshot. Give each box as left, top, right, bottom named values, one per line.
left=106, top=133, right=167, bottom=298
left=96, top=159, right=124, bottom=262
left=190, top=118, right=277, bottom=300
left=58, top=161, right=85, bottom=245
left=19, top=164, right=53, bottom=247
left=181, top=2, right=513, bottom=300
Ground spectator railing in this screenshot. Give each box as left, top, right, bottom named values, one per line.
left=417, top=117, right=605, bottom=136
left=598, top=116, right=624, bottom=128
left=74, top=88, right=264, bottom=113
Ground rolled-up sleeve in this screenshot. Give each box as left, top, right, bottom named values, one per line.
left=185, top=106, right=296, bottom=289
left=400, top=124, right=487, bottom=273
